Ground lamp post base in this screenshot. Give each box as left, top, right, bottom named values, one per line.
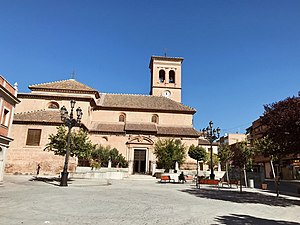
left=60, top=171, right=69, bottom=186
left=210, top=173, right=215, bottom=180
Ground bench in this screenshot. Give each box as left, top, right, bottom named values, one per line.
left=219, top=178, right=229, bottom=187
left=185, top=175, right=194, bottom=182
left=198, top=179, right=220, bottom=189
left=228, top=180, right=240, bottom=188
left=160, top=175, right=175, bottom=183
left=220, top=179, right=240, bottom=188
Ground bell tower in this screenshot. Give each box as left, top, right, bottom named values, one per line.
left=149, top=56, right=183, bottom=102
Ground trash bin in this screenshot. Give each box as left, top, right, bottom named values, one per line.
left=249, top=179, right=254, bottom=188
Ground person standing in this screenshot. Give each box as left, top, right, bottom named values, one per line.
left=36, top=164, right=41, bottom=176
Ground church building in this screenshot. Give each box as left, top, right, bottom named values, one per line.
left=0, top=76, right=20, bottom=181
left=6, top=56, right=201, bottom=175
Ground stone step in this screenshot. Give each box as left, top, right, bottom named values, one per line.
left=126, top=174, right=157, bottom=180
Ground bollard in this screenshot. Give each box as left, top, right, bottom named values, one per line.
left=248, top=179, right=254, bottom=188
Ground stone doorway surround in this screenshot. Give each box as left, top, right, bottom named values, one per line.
left=126, top=135, right=154, bottom=175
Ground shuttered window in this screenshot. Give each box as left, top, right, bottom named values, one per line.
left=119, top=114, right=126, bottom=122
left=26, top=129, right=42, bottom=146
left=1, top=108, right=10, bottom=126
left=151, top=114, right=159, bottom=124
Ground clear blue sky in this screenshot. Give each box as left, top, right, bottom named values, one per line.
left=1, top=1, right=300, bottom=134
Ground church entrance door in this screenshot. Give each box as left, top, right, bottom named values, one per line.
left=133, top=149, right=146, bottom=174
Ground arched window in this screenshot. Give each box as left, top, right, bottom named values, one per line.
left=159, top=70, right=165, bottom=83
left=119, top=113, right=126, bottom=122
left=151, top=114, right=159, bottom=124
left=169, top=70, right=175, bottom=83
left=47, top=101, right=59, bottom=109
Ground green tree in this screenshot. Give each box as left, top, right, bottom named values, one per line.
left=231, top=141, right=253, bottom=193
left=44, top=126, right=95, bottom=159
left=90, top=145, right=128, bottom=168
left=252, top=137, right=281, bottom=197
left=252, top=136, right=279, bottom=157
left=188, top=145, right=208, bottom=163
left=154, top=139, right=186, bottom=172
left=218, top=143, right=233, bottom=182
left=188, top=145, right=208, bottom=186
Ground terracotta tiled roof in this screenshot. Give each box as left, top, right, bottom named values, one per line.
left=198, top=138, right=210, bottom=145
left=13, top=110, right=62, bottom=124
left=157, top=126, right=199, bottom=137
left=29, top=79, right=97, bottom=93
left=198, top=138, right=219, bottom=146
left=96, top=94, right=195, bottom=113
left=89, top=122, right=125, bottom=133
left=88, top=122, right=199, bottom=137
left=125, top=123, right=157, bottom=132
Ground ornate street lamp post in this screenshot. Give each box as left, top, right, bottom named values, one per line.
left=202, top=121, right=220, bottom=180
left=60, top=100, right=83, bottom=186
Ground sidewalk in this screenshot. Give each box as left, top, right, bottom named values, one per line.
left=263, top=179, right=300, bottom=198
left=1, top=175, right=300, bottom=225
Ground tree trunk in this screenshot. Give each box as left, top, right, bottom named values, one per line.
left=240, top=168, right=243, bottom=193
left=196, top=159, right=199, bottom=188
left=270, top=158, right=275, bottom=178
left=244, top=165, right=248, bottom=188
left=226, top=162, right=230, bottom=183
left=270, top=158, right=279, bottom=197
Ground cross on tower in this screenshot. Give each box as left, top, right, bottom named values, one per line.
left=70, top=71, right=76, bottom=79
left=163, top=48, right=168, bottom=57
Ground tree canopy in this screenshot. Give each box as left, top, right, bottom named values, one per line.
left=219, top=142, right=233, bottom=182
left=90, top=145, right=128, bottom=168
left=218, top=143, right=233, bottom=164
left=260, top=96, right=300, bottom=156
left=188, top=145, right=208, bottom=162
left=231, top=141, right=253, bottom=169
left=44, top=126, right=95, bottom=158
left=45, top=126, right=128, bottom=168
left=154, top=139, right=186, bottom=171
left=252, top=136, right=280, bottom=159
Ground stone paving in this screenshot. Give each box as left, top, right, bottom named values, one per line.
left=0, top=175, right=300, bottom=225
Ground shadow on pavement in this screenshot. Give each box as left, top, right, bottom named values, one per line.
left=29, top=176, right=73, bottom=186
left=214, top=214, right=300, bottom=225
left=181, top=188, right=300, bottom=207
left=264, top=180, right=300, bottom=198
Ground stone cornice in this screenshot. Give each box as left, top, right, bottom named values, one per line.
left=92, top=106, right=196, bottom=114
left=17, top=93, right=95, bottom=103
left=0, top=86, right=20, bottom=104
left=29, top=88, right=99, bottom=97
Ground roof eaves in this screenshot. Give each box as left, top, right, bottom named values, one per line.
left=149, top=55, right=184, bottom=68
left=94, top=106, right=195, bottom=114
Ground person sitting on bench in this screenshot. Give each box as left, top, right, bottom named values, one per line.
left=179, top=172, right=186, bottom=183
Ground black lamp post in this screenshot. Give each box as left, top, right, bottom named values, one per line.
left=60, top=100, right=83, bottom=186
left=202, top=121, right=220, bottom=180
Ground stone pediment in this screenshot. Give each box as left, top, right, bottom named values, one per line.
left=126, top=135, right=154, bottom=145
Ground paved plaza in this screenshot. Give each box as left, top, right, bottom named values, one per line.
left=1, top=175, right=300, bottom=225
